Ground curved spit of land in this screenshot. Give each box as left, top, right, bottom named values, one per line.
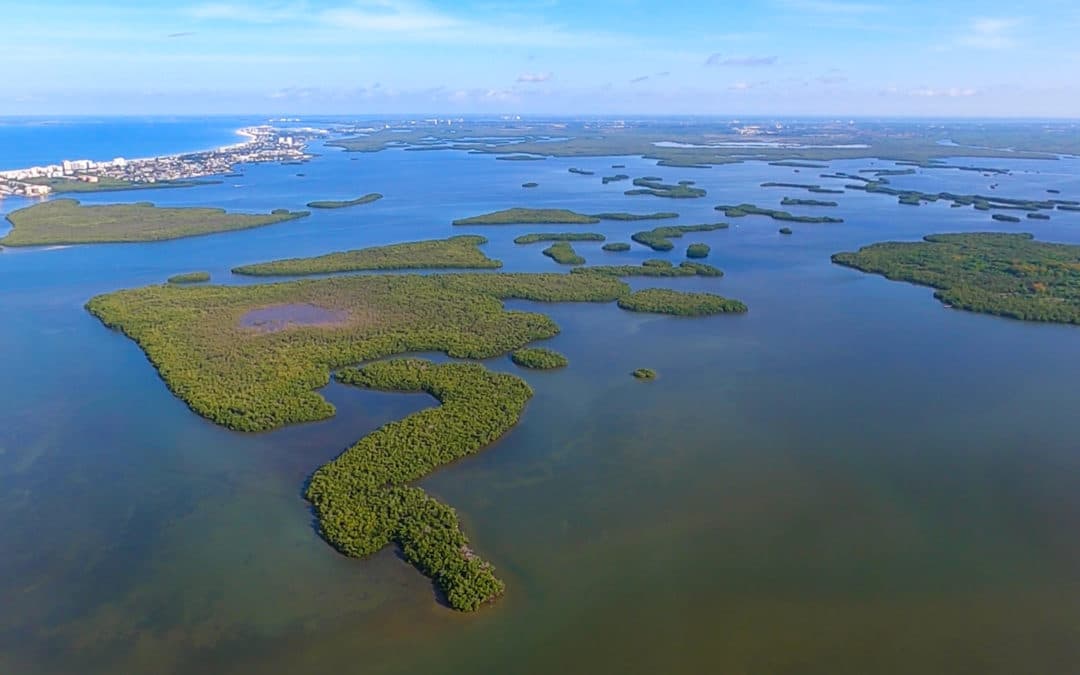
left=306, top=193, right=383, bottom=209
left=231, top=235, right=502, bottom=276
left=832, top=232, right=1080, bottom=323
left=307, top=358, right=529, bottom=611
left=452, top=208, right=677, bottom=226
left=0, top=199, right=309, bottom=246
left=167, top=271, right=211, bottom=284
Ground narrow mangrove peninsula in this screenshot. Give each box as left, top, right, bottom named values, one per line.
left=232, top=235, right=502, bottom=276
left=0, top=199, right=309, bottom=246
left=832, top=232, right=1080, bottom=323
left=306, top=193, right=383, bottom=209
left=307, top=358, right=530, bottom=611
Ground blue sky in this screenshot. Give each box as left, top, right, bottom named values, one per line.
left=3, top=0, right=1078, bottom=116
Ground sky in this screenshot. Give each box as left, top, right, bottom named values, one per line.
left=3, top=0, right=1079, bottom=116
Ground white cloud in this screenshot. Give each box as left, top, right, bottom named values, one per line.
left=188, top=0, right=629, bottom=48
left=516, top=72, right=552, bottom=83
left=958, top=17, right=1020, bottom=49
left=705, top=54, right=777, bottom=67
left=910, top=87, right=979, bottom=97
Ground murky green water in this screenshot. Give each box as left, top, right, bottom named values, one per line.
left=2, top=136, right=1080, bottom=673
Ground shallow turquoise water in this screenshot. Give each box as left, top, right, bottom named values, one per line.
left=2, top=132, right=1080, bottom=674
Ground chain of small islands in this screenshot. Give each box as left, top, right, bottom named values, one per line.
left=7, top=118, right=1080, bottom=611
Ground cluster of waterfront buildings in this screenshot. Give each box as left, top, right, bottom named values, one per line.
left=0, top=126, right=325, bottom=198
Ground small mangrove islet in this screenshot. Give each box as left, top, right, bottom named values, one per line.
left=601, top=242, right=631, bottom=252
left=685, top=243, right=710, bottom=259
left=542, top=241, right=586, bottom=265
left=632, top=368, right=657, bottom=380
left=510, top=347, right=568, bottom=369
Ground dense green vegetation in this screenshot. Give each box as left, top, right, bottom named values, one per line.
left=781, top=197, right=838, bottom=207
left=715, top=203, right=843, bottom=223
left=617, top=288, right=747, bottom=316
left=992, top=214, right=1022, bottom=223
left=832, top=233, right=1080, bottom=323
left=453, top=208, right=600, bottom=225
left=232, top=235, right=502, bottom=276
left=630, top=223, right=728, bottom=251
left=326, top=120, right=1068, bottom=168
left=624, top=177, right=707, bottom=199
left=601, top=242, right=631, bottom=252
left=24, top=176, right=215, bottom=193
left=779, top=227, right=793, bottom=235
left=1028, top=213, right=1051, bottom=220
left=591, top=211, right=679, bottom=221
left=574, top=260, right=722, bottom=278
left=307, top=359, right=530, bottom=611
left=86, top=271, right=629, bottom=431
left=769, top=161, right=829, bottom=168
left=0, top=199, right=309, bottom=246
left=632, top=368, right=657, bottom=380
left=452, top=208, right=678, bottom=225
left=510, top=347, right=568, bottom=369
left=686, top=243, right=710, bottom=259
left=569, top=167, right=595, bottom=176
left=522, top=182, right=539, bottom=188
left=843, top=182, right=1062, bottom=214
left=496, top=154, right=545, bottom=161
left=763, top=181, right=845, bottom=195
left=542, top=242, right=585, bottom=265
left=514, top=232, right=605, bottom=244
left=306, top=193, right=383, bottom=209
left=166, top=271, right=211, bottom=284
left=602, top=174, right=630, bottom=184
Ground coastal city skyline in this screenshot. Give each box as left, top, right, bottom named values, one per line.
left=3, top=0, right=1079, bottom=116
